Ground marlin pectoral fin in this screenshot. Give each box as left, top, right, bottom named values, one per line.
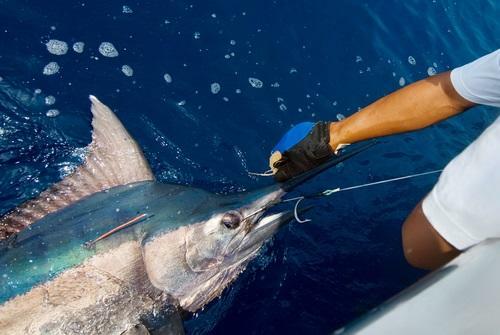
left=150, top=310, right=185, bottom=335
left=121, top=324, right=151, bottom=335
left=0, top=95, right=155, bottom=239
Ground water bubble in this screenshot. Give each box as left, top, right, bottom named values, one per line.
left=43, top=62, right=60, bottom=75
left=235, top=88, right=242, bottom=94
left=72, top=42, right=85, bottom=53
left=34, top=88, right=42, bottom=94
left=46, top=39, right=68, bottom=55
left=45, top=95, right=56, bottom=105
left=223, top=97, right=229, bottom=102
left=163, top=73, right=172, bottom=83
left=279, top=103, right=287, bottom=111
left=248, top=77, right=263, bottom=88
left=336, top=113, right=346, bottom=121
left=46, top=109, right=60, bottom=117
left=355, top=56, right=363, bottom=63
left=230, top=39, right=236, bottom=46
left=289, top=67, right=298, bottom=74
left=121, top=64, right=133, bottom=76
left=408, top=56, right=416, bottom=65
left=427, top=67, right=437, bottom=76
left=211, top=13, right=217, bottom=18
left=399, top=77, right=406, bottom=86
left=210, top=82, right=221, bottom=94
left=224, top=54, right=230, bottom=59
left=193, top=32, right=201, bottom=39
left=122, top=5, right=133, bottom=13
left=98, top=42, right=119, bottom=57
left=177, top=100, right=186, bottom=106
left=270, top=82, right=280, bottom=88
left=433, top=62, right=438, bottom=68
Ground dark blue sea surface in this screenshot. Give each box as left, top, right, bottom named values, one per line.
left=1, top=0, right=499, bottom=333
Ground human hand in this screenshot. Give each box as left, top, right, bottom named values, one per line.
left=269, top=121, right=335, bottom=182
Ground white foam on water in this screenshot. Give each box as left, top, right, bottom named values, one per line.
left=336, top=113, right=346, bottom=121
left=46, top=109, right=60, bottom=117
left=46, top=39, right=68, bottom=55
left=289, top=67, right=298, bottom=74
left=224, top=54, right=230, bottom=59
left=248, top=77, right=263, bottom=88
left=211, top=13, right=217, bottom=18
left=399, top=77, right=406, bottom=86
left=408, top=56, right=416, bottom=65
left=45, top=95, right=56, bottom=105
left=223, top=97, right=229, bottom=102
left=73, top=42, right=85, bottom=53
left=122, top=5, right=133, bottom=13
left=355, top=55, right=363, bottom=63
left=163, top=73, right=172, bottom=83
left=279, top=103, right=287, bottom=111
left=193, top=32, right=201, bottom=39
left=43, top=62, right=60, bottom=75
left=271, top=82, right=280, bottom=88
left=235, top=88, right=242, bottom=94
left=98, top=42, right=119, bottom=57
left=121, top=64, right=133, bottom=76
left=230, top=39, right=236, bottom=45
left=427, top=66, right=437, bottom=76
left=433, top=62, right=438, bottom=68
left=210, top=82, right=221, bottom=94
left=34, top=88, right=42, bottom=94
left=178, top=100, right=186, bottom=106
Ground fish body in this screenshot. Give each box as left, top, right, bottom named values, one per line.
left=0, top=96, right=288, bottom=334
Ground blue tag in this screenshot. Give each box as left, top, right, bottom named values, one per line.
left=272, top=122, right=314, bottom=153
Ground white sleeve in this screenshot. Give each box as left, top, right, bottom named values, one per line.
left=422, top=49, right=500, bottom=250
left=450, top=49, right=500, bottom=107
left=422, top=117, right=500, bottom=251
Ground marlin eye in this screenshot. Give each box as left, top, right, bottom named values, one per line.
left=221, top=211, right=242, bottom=229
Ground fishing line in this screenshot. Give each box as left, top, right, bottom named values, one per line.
left=319, top=169, right=443, bottom=196
left=285, top=169, right=443, bottom=223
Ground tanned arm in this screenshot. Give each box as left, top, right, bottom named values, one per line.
left=329, top=72, right=475, bottom=270
left=329, top=71, right=474, bottom=150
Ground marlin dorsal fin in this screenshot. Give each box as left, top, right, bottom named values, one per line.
left=0, top=95, right=154, bottom=239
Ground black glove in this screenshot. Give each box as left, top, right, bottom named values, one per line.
left=271, top=121, right=334, bottom=182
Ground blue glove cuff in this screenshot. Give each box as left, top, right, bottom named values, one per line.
left=272, top=122, right=315, bottom=153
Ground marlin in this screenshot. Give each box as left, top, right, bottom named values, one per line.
left=0, top=96, right=371, bottom=335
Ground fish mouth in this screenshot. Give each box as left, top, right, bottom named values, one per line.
left=253, top=205, right=313, bottom=232
left=239, top=205, right=313, bottom=252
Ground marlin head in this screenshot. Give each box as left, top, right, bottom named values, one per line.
left=140, top=184, right=291, bottom=311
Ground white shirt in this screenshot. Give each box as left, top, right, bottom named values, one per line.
left=422, top=49, right=500, bottom=250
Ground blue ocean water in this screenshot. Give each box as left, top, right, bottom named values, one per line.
left=0, top=0, right=499, bottom=333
